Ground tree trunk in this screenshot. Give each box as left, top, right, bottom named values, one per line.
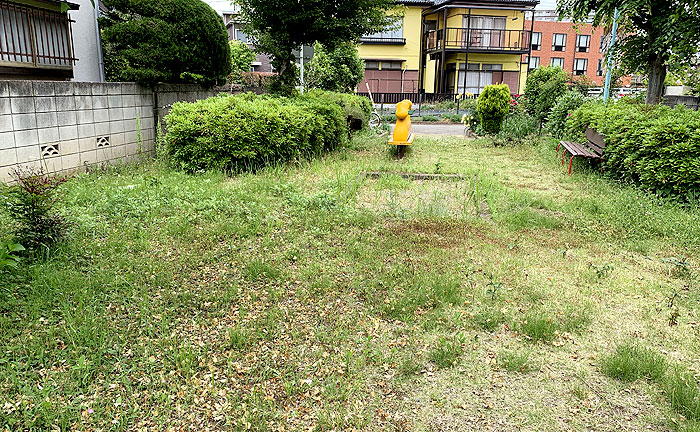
left=646, top=52, right=667, bottom=105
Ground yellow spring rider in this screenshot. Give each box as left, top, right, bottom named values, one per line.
left=388, top=99, right=414, bottom=158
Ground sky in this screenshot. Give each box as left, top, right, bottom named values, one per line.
left=202, top=0, right=558, bottom=13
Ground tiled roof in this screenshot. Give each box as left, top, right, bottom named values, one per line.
left=399, top=0, right=539, bottom=6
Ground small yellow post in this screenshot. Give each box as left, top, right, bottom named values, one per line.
left=389, top=99, right=414, bottom=148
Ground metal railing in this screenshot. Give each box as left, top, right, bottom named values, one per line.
left=360, top=36, right=406, bottom=45
left=356, top=92, right=460, bottom=104
left=426, top=28, right=531, bottom=52
left=0, top=1, right=76, bottom=69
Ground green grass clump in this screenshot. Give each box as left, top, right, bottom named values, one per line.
left=519, top=312, right=558, bottom=343
left=664, top=368, right=700, bottom=420
left=421, top=115, right=439, bottom=122
left=497, top=348, right=534, bottom=373
left=600, top=342, right=668, bottom=382
left=384, top=273, right=463, bottom=321
left=429, top=336, right=464, bottom=369
left=471, top=306, right=507, bottom=332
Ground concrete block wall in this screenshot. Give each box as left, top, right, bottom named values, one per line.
left=0, top=81, right=216, bottom=183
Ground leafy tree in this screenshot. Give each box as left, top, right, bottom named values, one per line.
left=238, top=0, right=397, bottom=94
left=524, top=66, right=569, bottom=125
left=229, top=41, right=256, bottom=85
left=100, top=0, right=231, bottom=87
left=305, top=42, right=365, bottom=93
left=557, top=0, right=700, bottom=104
left=477, top=84, right=511, bottom=134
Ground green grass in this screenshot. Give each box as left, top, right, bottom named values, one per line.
left=1, top=132, right=699, bottom=430
left=429, top=335, right=465, bottom=369
left=664, top=368, right=700, bottom=421
left=601, top=342, right=668, bottom=383
left=497, top=347, right=535, bottom=373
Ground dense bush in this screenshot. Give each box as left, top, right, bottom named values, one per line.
left=4, top=168, right=66, bottom=252
left=305, top=42, right=365, bottom=93
left=100, top=0, right=231, bottom=86
left=525, top=66, right=569, bottom=124
left=165, top=92, right=369, bottom=172
left=544, top=91, right=587, bottom=138
left=567, top=99, right=700, bottom=197
left=302, top=90, right=372, bottom=127
left=494, top=113, right=539, bottom=146
left=477, top=84, right=511, bottom=134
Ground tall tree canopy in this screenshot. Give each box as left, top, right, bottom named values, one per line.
left=305, top=42, right=365, bottom=93
left=238, top=0, right=397, bottom=94
left=100, top=0, right=231, bottom=87
left=557, top=0, right=700, bottom=104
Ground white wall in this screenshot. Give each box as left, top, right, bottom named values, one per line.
left=69, top=0, right=104, bottom=82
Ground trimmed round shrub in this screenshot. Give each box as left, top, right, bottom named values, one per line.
left=567, top=99, right=700, bottom=197
left=524, top=66, right=569, bottom=124
left=477, top=84, right=511, bottom=134
left=544, top=91, right=587, bottom=138
left=164, top=92, right=359, bottom=173
left=100, top=0, right=231, bottom=86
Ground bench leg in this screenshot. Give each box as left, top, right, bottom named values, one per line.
left=561, top=149, right=566, bottom=166
left=556, top=142, right=560, bottom=154
left=569, top=156, right=575, bottom=174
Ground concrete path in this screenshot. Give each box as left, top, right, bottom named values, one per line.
left=390, top=123, right=466, bottom=136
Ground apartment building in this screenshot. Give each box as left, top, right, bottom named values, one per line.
left=525, top=10, right=631, bottom=86
left=357, top=0, right=539, bottom=96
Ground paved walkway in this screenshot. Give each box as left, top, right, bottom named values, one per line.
left=390, top=123, right=465, bottom=136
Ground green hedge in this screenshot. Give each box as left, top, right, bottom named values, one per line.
left=302, top=90, right=372, bottom=127
left=164, top=91, right=368, bottom=173
left=567, top=99, right=700, bottom=197
left=544, top=91, right=587, bottom=138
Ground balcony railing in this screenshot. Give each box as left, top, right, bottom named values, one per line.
left=426, top=28, right=531, bottom=52
left=360, top=36, right=406, bottom=45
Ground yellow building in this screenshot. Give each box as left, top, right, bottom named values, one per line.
left=358, top=0, right=538, bottom=99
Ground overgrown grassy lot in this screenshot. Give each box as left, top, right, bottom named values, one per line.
left=2, top=132, right=700, bottom=431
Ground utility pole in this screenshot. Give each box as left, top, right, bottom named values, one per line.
left=299, top=45, right=305, bottom=94
left=603, top=8, right=620, bottom=103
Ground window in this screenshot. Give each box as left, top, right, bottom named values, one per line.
left=531, top=32, right=542, bottom=51
left=576, top=34, right=591, bottom=53
left=574, top=58, right=588, bottom=75
left=364, top=61, right=379, bottom=70
left=550, top=57, right=565, bottom=68
left=552, top=33, right=567, bottom=51
left=381, top=61, right=403, bottom=70
left=466, top=16, right=507, bottom=49
left=600, top=35, right=607, bottom=52
left=457, top=63, right=502, bottom=95
left=597, top=59, right=604, bottom=76
left=0, top=1, right=76, bottom=69
left=362, top=18, right=404, bottom=43
left=529, top=56, right=540, bottom=70
left=236, top=29, right=248, bottom=43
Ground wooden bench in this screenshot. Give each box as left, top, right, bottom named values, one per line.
left=557, top=127, right=606, bottom=174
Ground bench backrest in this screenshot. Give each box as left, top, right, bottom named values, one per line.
left=584, top=127, right=606, bottom=155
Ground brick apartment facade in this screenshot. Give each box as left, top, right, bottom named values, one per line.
left=525, top=11, right=631, bottom=87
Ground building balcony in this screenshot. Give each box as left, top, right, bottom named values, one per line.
left=425, top=28, right=531, bottom=54
left=360, top=36, right=406, bottom=45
